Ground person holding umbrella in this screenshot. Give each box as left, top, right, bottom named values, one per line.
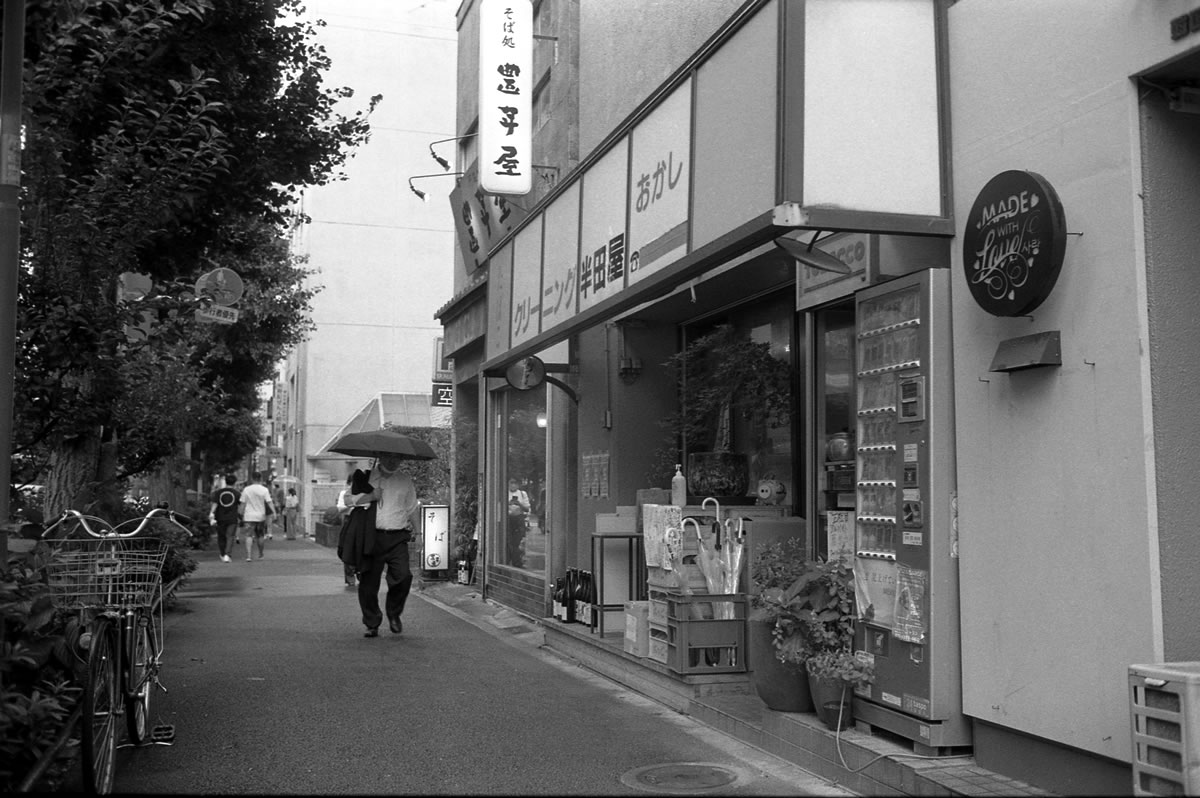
left=332, top=429, right=435, bottom=638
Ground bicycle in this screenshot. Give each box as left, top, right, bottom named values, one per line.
left=41, top=507, right=192, bottom=794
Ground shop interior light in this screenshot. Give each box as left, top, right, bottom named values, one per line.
left=773, top=231, right=852, bottom=274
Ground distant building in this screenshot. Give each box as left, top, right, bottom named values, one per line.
left=276, top=0, right=458, bottom=532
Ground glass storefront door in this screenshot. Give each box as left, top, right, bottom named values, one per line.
left=812, top=302, right=856, bottom=562
left=495, top=387, right=547, bottom=572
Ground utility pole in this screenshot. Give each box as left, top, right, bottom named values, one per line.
left=0, top=0, right=26, bottom=531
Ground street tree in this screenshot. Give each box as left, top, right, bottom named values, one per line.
left=12, top=0, right=378, bottom=516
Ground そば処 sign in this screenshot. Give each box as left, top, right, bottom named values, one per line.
left=478, top=0, right=532, bottom=195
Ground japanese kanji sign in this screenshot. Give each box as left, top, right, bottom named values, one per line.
left=578, top=138, right=629, bottom=314
left=478, top=0, right=532, bottom=195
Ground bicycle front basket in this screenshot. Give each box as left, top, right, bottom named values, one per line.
left=45, top=537, right=170, bottom=610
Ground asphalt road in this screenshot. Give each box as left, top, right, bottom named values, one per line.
left=75, top=537, right=854, bottom=795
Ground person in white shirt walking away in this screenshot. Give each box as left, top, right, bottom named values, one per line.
left=238, top=471, right=276, bottom=562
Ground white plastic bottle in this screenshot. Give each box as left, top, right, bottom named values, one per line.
left=671, top=463, right=687, bottom=507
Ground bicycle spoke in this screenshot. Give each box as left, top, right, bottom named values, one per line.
left=125, top=616, right=155, bottom=744
left=82, top=619, right=119, bottom=794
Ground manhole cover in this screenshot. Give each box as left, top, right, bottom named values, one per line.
left=620, top=763, right=745, bottom=794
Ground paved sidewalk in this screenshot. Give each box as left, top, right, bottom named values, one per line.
left=412, top=577, right=1056, bottom=798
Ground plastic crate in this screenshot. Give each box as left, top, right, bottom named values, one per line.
left=663, top=592, right=746, bottom=675
left=648, top=622, right=669, bottom=664
left=1129, top=662, right=1200, bottom=796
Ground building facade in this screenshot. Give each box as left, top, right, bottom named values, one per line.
left=280, top=0, right=458, bottom=530
left=438, top=1, right=1200, bottom=793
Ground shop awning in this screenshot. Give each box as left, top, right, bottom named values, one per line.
left=476, top=0, right=951, bottom=376
left=313, top=393, right=451, bottom=456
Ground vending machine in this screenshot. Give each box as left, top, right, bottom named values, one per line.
left=851, top=268, right=971, bottom=752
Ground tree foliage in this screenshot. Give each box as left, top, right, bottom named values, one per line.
left=11, top=0, right=378, bottom=514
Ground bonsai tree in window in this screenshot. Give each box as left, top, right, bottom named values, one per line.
left=650, top=323, right=794, bottom=498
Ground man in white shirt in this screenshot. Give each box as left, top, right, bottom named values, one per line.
left=238, top=471, right=276, bottom=562
left=344, top=454, right=419, bottom=637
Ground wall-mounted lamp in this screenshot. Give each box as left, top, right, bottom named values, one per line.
left=773, top=230, right=852, bottom=274
left=428, top=133, right=478, bottom=171
left=408, top=172, right=463, bottom=201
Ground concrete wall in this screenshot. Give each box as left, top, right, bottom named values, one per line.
left=947, top=0, right=1198, bottom=764
left=578, top=0, right=744, bottom=157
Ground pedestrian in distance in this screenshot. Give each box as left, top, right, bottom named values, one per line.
left=239, top=471, right=276, bottom=561
left=271, top=482, right=286, bottom=539
left=284, top=487, right=300, bottom=539
left=506, top=477, right=531, bottom=565
left=208, top=473, right=240, bottom=563
left=342, top=454, right=418, bottom=638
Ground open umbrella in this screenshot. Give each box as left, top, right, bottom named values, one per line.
left=328, top=428, right=437, bottom=460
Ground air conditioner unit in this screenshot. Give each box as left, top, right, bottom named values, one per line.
left=1129, top=662, right=1200, bottom=796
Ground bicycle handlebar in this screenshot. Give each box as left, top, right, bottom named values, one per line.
left=41, top=507, right=194, bottom=539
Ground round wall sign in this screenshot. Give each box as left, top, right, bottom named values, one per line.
left=962, top=170, right=1066, bottom=316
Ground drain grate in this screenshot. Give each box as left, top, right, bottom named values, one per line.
left=620, top=762, right=745, bottom=794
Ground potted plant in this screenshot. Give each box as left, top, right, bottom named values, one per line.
left=759, top=556, right=874, bottom=729
left=749, top=536, right=814, bottom=712
left=804, top=649, right=875, bottom=731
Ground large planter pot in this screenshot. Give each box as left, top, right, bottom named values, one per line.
left=748, top=619, right=814, bottom=712
left=807, top=671, right=853, bottom=731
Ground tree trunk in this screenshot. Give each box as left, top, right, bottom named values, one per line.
left=44, top=430, right=102, bottom=518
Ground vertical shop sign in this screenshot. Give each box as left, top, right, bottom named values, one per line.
left=578, top=139, right=629, bottom=314
left=628, top=79, right=691, bottom=285
left=478, top=0, right=532, bottom=195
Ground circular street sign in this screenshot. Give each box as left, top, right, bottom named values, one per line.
left=962, top=170, right=1067, bottom=317
left=195, top=267, right=245, bottom=307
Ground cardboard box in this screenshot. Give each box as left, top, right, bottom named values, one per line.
left=623, top=601, right=650, bottom=656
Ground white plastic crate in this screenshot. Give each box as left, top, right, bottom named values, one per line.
left=1129, top=662, right=1200, bottom=796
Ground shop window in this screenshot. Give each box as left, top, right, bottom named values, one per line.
left=501, top=388, right=547, bottom=571
left=677, top=291, right=795, bottom=502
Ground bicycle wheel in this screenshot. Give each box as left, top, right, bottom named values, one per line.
left=82, top=616, right=119, bottom=794
left=125, top=613, right=155, bottom=744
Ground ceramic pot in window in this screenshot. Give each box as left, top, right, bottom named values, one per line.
left=825, top=432, right=853, bottom=462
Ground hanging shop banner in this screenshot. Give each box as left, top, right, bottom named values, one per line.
left=539, top=181, right=581, bottom=332
left=450, top=161, right=530, bottom=271
left=962, top=169, right=1067, bottom=316
left=478, top=0, right=532, bottom=195
left=577, top=138, right=630, bottom=313
left=627, top=78, right=691, bottom=285
left=854, top=557, right=897, bottom=629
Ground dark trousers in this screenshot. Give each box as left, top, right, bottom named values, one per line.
left=216, top=521, right=238, bottom=556
left=357, top=531, right=413, bottom=629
